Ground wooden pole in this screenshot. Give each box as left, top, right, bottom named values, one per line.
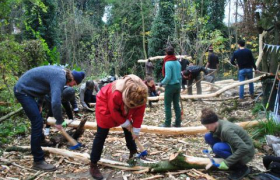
left=47, top=117, right=260, bottom=135
left=138, top=55, right=192, bottom=63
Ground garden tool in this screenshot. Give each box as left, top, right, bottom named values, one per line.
left=127, top=130, right=148, bottom=166
left=202, top=149, right=219, bottom=167
left=266, top=65, right=280, bottom=110
left=60, top=128, right=82, bottom=150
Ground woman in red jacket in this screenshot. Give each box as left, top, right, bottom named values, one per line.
left=89, top=75, right=148, bottom=180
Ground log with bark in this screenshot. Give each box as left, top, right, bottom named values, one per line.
left=47, top=117, right=260, bottom=135
left=11, top=146, right=222, bottom=173
left=73, top=116, right=88, bottom=140
left=148, top=153, right=223, bottom=172
left=137, top=55, right=192, bottom=63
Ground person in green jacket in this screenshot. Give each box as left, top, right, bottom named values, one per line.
left=201, top=108, right=254, bottom=180
left=159, top=46, right=182, bottom=127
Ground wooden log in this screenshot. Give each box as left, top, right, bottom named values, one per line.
left=148, top=74, right=268, bottom=100
left=256, top=31, right=268, bottom=68
left=47, top=117, right=260, bottom=135
left=137, top=55, right=192, bottom=63
left=17, top=146, right=146, bottom=171
left=73, top=116, right=88, bottom=140
left=149, top=153, right=223, bottom=172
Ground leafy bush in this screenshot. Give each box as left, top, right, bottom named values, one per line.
left=252, top=103, right=265, bottom=116
left=0, top=117, right=29, bottom=144
left=251, top=116, right=280, bottom=140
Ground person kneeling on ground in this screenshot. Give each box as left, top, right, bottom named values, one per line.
left=89, top=74, right=148, bottom=180
left=80, top=80, right=100, bottom=111
left=144, top=76, right=161, bottom=107
left=201, top=108, right=254, bottom=180
left=183, top=65, right=212, bottom=95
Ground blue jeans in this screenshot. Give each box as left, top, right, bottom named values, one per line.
left=14, top=87, right=44, bottom=162
left=238, top=68, right=254, bottom=99
left=204, top=133, right=232, bottom=159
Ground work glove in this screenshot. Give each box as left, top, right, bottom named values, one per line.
left=218, top=161, right=229, bottom=170
left=62, top=121, right=68, bottom=128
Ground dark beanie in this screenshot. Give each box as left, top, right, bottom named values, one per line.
left=201, top=114, right=218, bottom=124
left=72, top=71, right=85, bottom=85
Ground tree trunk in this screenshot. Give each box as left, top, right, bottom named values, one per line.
left=270, top=24, right=280, bottom=73
left=47, top=117, right=260, bottom=135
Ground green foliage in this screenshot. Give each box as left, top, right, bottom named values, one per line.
left=148, top=0, right=175, bottom=80
left=0, top=117, right=29, bottom=144
left=251, top=116, right=280, bottom=140
left=252, top=103, right=265, bottom=116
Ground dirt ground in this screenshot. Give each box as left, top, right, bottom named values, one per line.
left=0, top=93, right=269, bottom=180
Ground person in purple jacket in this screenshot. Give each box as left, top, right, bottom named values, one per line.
left=14, top=65, right=85, bottom=171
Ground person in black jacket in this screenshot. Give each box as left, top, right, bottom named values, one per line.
left=230, top=40, right=259, bottom=100
left=179, top=58, right=190, bottom=91
left=43, top=86, right=78, bottom=135
left=183, top=65, right=209, bottom=95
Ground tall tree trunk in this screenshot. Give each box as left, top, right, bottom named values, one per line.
left=235, top=0, right=238, bottom=46
left=140, top=0, right=147, bottom=59
left=270, top=24, right=280, bottom=73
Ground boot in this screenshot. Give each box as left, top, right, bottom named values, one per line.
left=228, top=165, right=250, bottom=180
left=89, top=162, right=103, bottom=180
left=129, top=149, right=138, bottom=159
left=33, top=161, right=56, bottom=171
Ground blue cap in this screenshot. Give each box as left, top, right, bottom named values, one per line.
left=71, top=71, right=85, bottom=85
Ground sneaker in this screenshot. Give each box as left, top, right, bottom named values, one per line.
left=44, top=128, right=50, bottom=136
left=33, top=161, right=56, bottom=171
left=228, top=166, right=250, bottom=180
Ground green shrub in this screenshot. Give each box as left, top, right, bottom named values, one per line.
left=251, top=116, right=280, bottom=140
left=252, top=103, right=265, bottom=116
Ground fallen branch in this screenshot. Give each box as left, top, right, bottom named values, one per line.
left=140, top=175, right=164, bottom=180
left=137, top=55, right=192, bottom=63
left=0, top=107, right=23, bottom=123
left=17, top=146, right=146, bottom=171
left=47, top=117, right=260, bottom=135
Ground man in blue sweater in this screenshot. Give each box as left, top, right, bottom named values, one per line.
left=231, top=40, right=258, bottom=100
left=14, top=65, right=85, bottom=171
left=160, top=46, right=182, bottom=127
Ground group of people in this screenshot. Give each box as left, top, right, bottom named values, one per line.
left=14, top=39, right=262, bottom=180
